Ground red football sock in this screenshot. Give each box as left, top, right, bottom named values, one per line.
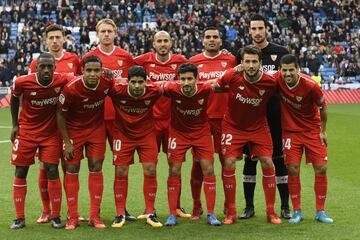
left=203, top=176, right=216, bottom=214
left=167, top=176, right=181, bottom=215
left=88, top=172, right=103, bottom=219
left=262, top=167, right=276, bottom=215
left=176, top=177, right=182, bottom=209
left=288, top=175, right=301, bottom=211
left=218, top=153, right=227, bottom=210
left=222, top=168, right=236, bottom=216
left=38, top=167, right=50, bottom=213
left=114, top=175, right=127, bottom=216
left=13, top=177, right=27, bottom=219
left=48, top=178, right=62, bottom=218
left=143, top=174, right=157, bottom=214
left=315, top=175, right=328, bottom=211
left=64, top=173, right=79, bottom=219
left=190, top=162, right=203, bottom=209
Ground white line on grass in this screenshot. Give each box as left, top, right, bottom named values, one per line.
left=0, top=140, right=11, bottom=143
left=0, top=126, right=12, bottom=128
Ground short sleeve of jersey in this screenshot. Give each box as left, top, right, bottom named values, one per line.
left=311, top=84, right=326, bottom=108
left=217, top=68, right=235, bottom=86
left=58, top=87, right=73, bottom=111
left=29, top=60, right=37, bottom=74
left=162, top=81, right=176, bottom=97
left=12, top=77, right=23, bottom=97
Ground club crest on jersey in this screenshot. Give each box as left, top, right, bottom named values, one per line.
left=104, top=89, right=109, bottom=94
left=12, top=154, right=17, bottom=160
left=221, top=61, right=227, bottom=68
left=59, top=94, right=65, bottom=104
left=259, top=89, right=265, bottom=96
left=176, top=100, right=181, bottom=104
left=150, top=64, right=156, bottom=68
left=30, top=91, right=37, bottom=96
left=54, top=87, right=60, bottom=93
left=68, top=63, right=73, bottom=69
left=198, top=98, right=204, bottom=105
left=238, top=85, right=244, bottom=90
left=118, top=60, right=123, bottom=66
left=171, top=64, right=177, bottom=70
left=270, top=54, right=277, bottom=61
left=296, top=96, right=303, bottom=102
left=144, top=100, right=151, bottom=105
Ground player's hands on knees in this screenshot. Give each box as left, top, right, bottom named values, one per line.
left=10, top=125, right=19, bottom=143
left=320, top=131, right=328, bottom=147
left=233, top=64, right=243, bottom=73
left=63, top=142, right=75, bottom=161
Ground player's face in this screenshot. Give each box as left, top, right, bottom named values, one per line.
left=250, top=20, right=267, bottom=44
left=46, top=30, right=64, bottom=53
left=128, top=76, right=146, bottom=97
left=153, top=32, right=172, bottom=56
left=97, top=23, right=116, bottom=46
left=242, top=53, right=261, bottom=78
left=83, top=62, right=102, bottom=88
left=280, top=63, right=299, bottom=87
left=179, top=72, right=197, bottom=96
left=37, top=58, right=55, bottom=83
left=203, top=30, right=222, bottom=52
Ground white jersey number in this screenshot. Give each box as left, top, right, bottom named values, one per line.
left=221, top=134, right=233, bottom=145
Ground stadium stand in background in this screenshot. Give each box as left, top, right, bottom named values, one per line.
left=0, top=0, right=359, bottom=90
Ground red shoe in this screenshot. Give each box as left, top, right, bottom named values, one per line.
left=65, top=218, right=80, bottom=230
left=267, top=213, right=282, bottom=224
left=222, top=215, right=236, bottom=225
left=88, top=217, right=106, bottom=228
left=190, top=207, right=203, bottom=221
left=36, top=212, right=51, bottom=224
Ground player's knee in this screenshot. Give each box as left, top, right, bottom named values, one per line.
left=259, top=157, right=274, bottom=169
left=88, top=159, right=103, bottom=172
left=201, top=163, right=214, bottom=176
left=144, top=164, right=156, bottom=176
left=66, top=163, right=80, bottom=173
left=287, top=164, right=300, bottom=176
left=169, top=164, right=181, bottom=177
left=314, top=164, right=327, bottom=176
left=44, top=163, right=59, bottom=180
left=224, top=158, right=236, bottom=169
left=15, top=166, right=29, bottom=178
left=115, top=166, right=128, bottom=176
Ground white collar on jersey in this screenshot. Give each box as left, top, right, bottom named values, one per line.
left=243, top=71, right=263, bottom=84
left=98, top=45, right=116, bottom=56
left=203, top=51, right=221, bottom=59
left=81, top=76, right=100, bottom=90
left=285, top=73, right=301, bottom=90
left=53, top=51, right=64, bottom=61
left=155, top=53, right=172, bottom=64
left=35, top=72, right=54, bottom=88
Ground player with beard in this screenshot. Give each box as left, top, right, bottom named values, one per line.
left=189, top=27, right=236, bottom=219
left=29, top=24, right=82, bottom=224
left=214, top=46, right=281, bottom=225
left=10, top=53, right=71, bottom=229
left=135, top=31, right=190, bottom=219
left=82, top=18, right=136, bottom=221
left=240, top=14, right=291, bottom=220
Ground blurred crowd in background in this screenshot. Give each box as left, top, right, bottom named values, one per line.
left=0, top=0, right=359, bottom=87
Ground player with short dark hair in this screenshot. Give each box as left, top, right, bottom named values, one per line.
left=134, top=30, right=190, bottom=219
left=215, top=46, right=281, bottom=225
left=10, top=53, right=71, bottom=229
left=109, top=65, right=163, bottom=228
left=240, top=14, right=291, bottom=220
left=57, top=55, right=113, bottom=230
left=276, top=54, right=333, bottom=224
left=29, top=24, right=82, bottom=224
left=164, top=63, right=221, bottom=227
left=189, top=28, right=236, bottom=219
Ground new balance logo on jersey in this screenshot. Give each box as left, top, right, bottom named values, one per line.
left=296, top=96, right=303, bottom=102
left=12, top=154, right=17, bottom=160
left=176, top=100, right=181, bottom=104
left=221, top=61, right=227, bottom=68
left=198, top=99, right=204, bottom=105
left=150, top=64, right=156, bottom=68
left=54, top=87, right=60, bottom=93
left=198, top=64, right=204, bottom=68
left=270, top=54, right=277, bottom=61
left=120, top=100, right=126, bottom=104
left=235, top=93, right=262, bottom=107
left=238, top=85, right=245, bottom=90
left=82, top=98, right=89, bottom=102
left=68, top=63, right=73, bottom=69
left=259, top=90, right=265, bottom=96
left=30, top=91, right=37, bottom=96
left=144, top=100, right=151, bottom=105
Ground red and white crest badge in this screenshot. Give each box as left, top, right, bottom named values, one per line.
left=54, top=87, right=60, bottom=93
left=144, top=100, right=151, bottom=105
left=259, top=89, right=265, bottom=96
left=198, top=98, right=204, bottom=105
left=68, top=63, right=73, bottom=69
left=270, top=55, right=277, bottom=61
left=171, top=64, right=177, bottom=70
left=221, top=61, right=227, bottom=68
left=296, top=96, right=303, bottom=102
left=118, top=60, right=123, bottom=66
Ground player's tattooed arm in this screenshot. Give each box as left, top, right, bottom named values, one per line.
left=56, top=108, right=74, bottom=160
left=319, top=105, right=328, bottom=147
left=10, top=95, right=20, bottom=142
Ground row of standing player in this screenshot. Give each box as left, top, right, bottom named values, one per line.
left=9, top=14, right=333, bottom=229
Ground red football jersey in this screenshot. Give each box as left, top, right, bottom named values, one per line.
left=163, top=81, right=212, bottom=136
left=12, top=73, right=72, bottom=137
left=217, top=69, right=278, bottom=131
left=134, top=52, right=187, bottom=120
left=275, top=72, right=326, bottom=132
left=82, top=46, right=135, bottom=120
left=189, top=52, right=236, bottom=118
left=58, top=75, right=114, bottom=135
left=109, top=82, right=162, bottom=139
left=29, top=51, right=81, bottom=75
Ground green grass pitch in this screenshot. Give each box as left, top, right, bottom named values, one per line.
left=0, top=104, right=359, bottom=239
